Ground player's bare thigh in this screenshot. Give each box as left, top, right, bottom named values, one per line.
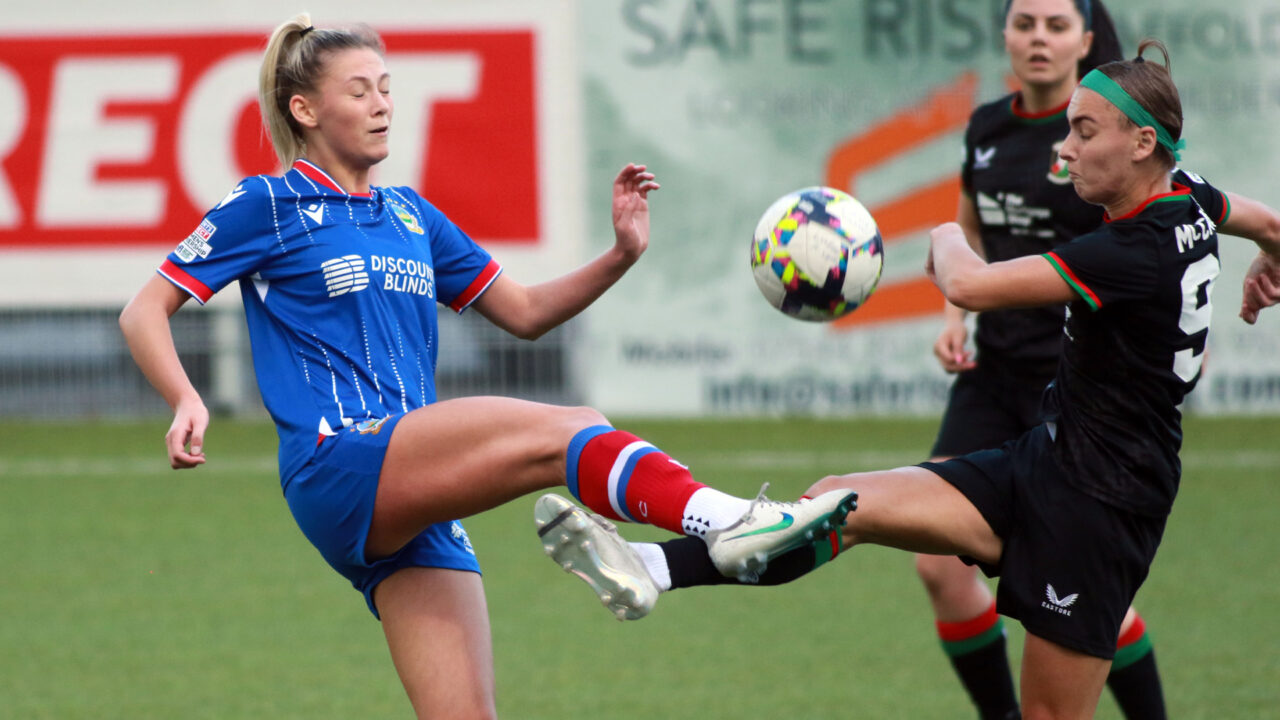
left=377, top=567, right=497, bottom=720
left=806, top=466, right=1002, bottom=565
left=367, top=397, right=605, bottom=558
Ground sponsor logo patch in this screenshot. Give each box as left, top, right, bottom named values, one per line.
left=321, top=255, right=370, bottom=297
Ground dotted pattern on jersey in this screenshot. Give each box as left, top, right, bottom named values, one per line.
left=357, top=315, right=385, bottom=408
left=258, top=175, right=289, bottom=255
left=283, top=173, right=320, bottom=245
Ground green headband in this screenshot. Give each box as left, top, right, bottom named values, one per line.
left=1079, top=69, right=1185, bottom=161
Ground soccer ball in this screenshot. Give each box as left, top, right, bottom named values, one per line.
left=750, top=186, right=883, bottom=321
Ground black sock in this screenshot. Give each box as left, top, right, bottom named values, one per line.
left=658, top=533, right=838, bottom=588
left=948, top=633, right=1020, bottom=720
left=661, top=536, right=734, bottom=588
left=1107, top=649, right=1166, bottom=720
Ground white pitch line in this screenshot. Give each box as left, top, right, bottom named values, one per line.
left=0, top=450, right=1275, bottom=479
left=668, top=449, right=1280, bottom=473
left=0, top=456, right=277, bottom=478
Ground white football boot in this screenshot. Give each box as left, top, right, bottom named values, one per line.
left=706, top=484, right=858, bottom=582
left=534, top=493, right=659, bottom=621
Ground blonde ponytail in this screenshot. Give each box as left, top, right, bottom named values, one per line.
left=257, top=14, right=385, bottom=170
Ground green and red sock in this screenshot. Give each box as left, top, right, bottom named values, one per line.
left=1108, top=612, right=1167, bottom=719
left=936, top=602, right=1019, bottom=720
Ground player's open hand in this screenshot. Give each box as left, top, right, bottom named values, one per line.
left=934, top=320, right=975, bottom=373
left=1240, top=251, right=1280, bottom=324
left=611, top=163, right=660, bottom=262
left=166, top=398, right=209, bottom=469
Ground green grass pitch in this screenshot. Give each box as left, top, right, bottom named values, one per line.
left=1, top=415, right=1277, bottom=718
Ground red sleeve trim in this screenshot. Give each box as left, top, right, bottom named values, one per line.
left=158, top=259, right=214, bottom=305
left=449, top=260, right=502, bottom=313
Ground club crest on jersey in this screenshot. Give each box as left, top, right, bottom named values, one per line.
left=389, top=201, right=425, bottom=235
left=174, top=219, right=216, bottom=262
left=352, top=417, right=390, bottom=435
left=1048, top=141, right=1071, bottom=185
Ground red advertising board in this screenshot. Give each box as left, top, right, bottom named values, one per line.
left=0, top=30, right=539, bottom=248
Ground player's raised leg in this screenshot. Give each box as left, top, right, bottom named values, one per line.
left=366, top=397, right=607, bottom=559
left=806, top=467, right=1002, bottom=563
left=539, top=465, right=1000, bottom=621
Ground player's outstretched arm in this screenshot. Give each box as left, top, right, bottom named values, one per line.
left=1218, top=192, right=1280, bottom=324
left=927, top=222, right=1077, bottom=312
left=472, top=163, right=659, bottom=340
left=119, top=275, right=209, bottom=469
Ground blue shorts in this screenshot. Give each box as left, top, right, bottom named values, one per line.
left=283, top=414, right=482, bottom=618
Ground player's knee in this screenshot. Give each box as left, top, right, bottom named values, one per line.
left=806, top=474, right=849, bottom=499
left=563, top=405, right=609, bottom=434
left=914, top=553, right=967, bottom=597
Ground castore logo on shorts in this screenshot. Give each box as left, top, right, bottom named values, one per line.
left=1041, top=583, right=1079, bottom=616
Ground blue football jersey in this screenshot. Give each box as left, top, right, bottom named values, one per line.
left=159, top=160, right=502, bottom=482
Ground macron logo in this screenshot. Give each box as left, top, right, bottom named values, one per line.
left=1041, top=583, right=1079, bottom=616
left=303, top=202, right=325, bottom=225
left=321, top=255, right=370, bottom=297
left=217, top=184, right=246, bottom=210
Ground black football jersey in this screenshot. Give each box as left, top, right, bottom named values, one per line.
left=1040, top=170, right=1230, bottom=517
left=962, top=93, right=1103, bottom=372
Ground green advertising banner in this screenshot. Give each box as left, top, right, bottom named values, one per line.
left=579, top=0, right=1280, bottom=415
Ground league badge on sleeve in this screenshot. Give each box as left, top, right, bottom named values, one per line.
left=175, top=220, right=216, bottom=262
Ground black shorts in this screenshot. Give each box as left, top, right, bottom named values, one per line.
left=920, top=425, right=1167, bottom=659
left=930, top=363, right=1053, bottom=459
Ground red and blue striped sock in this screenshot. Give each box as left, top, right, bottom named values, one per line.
left=565, top=425, right=705, bottom=534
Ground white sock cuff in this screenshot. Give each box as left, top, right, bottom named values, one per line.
left=682, top=487, right=752, bottom=535
left=630, top=542, right=671, bottom=592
